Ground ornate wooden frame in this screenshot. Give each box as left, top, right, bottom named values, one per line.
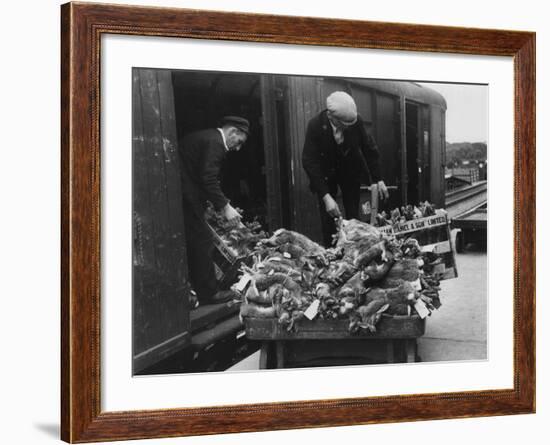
left=61, top=2, right=536, bottom=442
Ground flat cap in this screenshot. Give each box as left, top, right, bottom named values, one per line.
left=220, top=115, right=250, bottom=135
left=326, top=91, right=357, bottom=126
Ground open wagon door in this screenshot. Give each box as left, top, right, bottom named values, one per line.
left=132, top=68, right=191, bottom=374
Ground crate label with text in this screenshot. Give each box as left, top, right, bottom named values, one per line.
left=378, top=213, right=457, bottom=280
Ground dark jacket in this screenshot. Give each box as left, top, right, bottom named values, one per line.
left=178, top=128, right=229, bottom=215
left=302, top=110, right=382, bottom=197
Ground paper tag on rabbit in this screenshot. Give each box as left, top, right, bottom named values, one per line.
left=410, top=278, right=422, bottom=291
left=234, top=275, right=252, bottom=292
left=414, top=299, right=430, bottom=319
left=304, top=299, right=320, bottom=320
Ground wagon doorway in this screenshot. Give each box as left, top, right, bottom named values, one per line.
left=172, top=71, right=270, bottom=228
left=172, top=71, right=291, bottom=233
left=405, top=101, right=430, bottom=205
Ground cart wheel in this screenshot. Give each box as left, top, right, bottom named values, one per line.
left=455, top=231, right=463, bottom=253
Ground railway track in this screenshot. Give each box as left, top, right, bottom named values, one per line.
left=445, top=181, right=487, bottom=219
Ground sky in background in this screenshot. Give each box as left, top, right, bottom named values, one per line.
left=417, top=82, right=488, bottom=144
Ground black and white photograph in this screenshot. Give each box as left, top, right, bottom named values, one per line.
left=0, top=0, right=544, bottom=442
left=132, top=68, right=487, bottom=376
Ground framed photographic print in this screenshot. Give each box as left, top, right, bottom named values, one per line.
left=61, top=2, right=535, bottom=442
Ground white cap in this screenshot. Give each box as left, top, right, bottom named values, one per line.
left=326, top=91, right=357, bottom=125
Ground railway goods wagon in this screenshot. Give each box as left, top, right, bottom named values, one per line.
left=132, top=68, right=447, bottom=373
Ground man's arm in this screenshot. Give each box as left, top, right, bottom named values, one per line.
left=302, top=118, right=341, bottom=217
left=302, top=119, right=329, bottom=197
left=200, top=141, right=229, bottom=211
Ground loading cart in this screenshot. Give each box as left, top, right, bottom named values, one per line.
left=244, top=315, right=426, bottom=369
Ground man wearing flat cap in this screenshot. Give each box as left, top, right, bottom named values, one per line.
left=302, top=91, right=389, bottom=246
left=178, top=116, right=250, bottom=305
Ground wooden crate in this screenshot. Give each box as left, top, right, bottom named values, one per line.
left=365, top=186, right=457, bottom=280
left=377, top=212, right=458, bottom=280
left=207, top=222, right=248, bottom=289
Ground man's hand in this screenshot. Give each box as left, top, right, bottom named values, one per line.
left=223, top=203, right=242, bottom=224
left=322, top=193, right=341, bottom=218
left=374, top=180, right=389, bottom=201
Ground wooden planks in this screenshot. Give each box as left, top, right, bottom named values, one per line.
left=377, top=92, right=403, bottom=209
left=260, top=75, right=284, bottom=231
left=430, top=106, right=446, bottom=208
left=190, top=302, right=240, bottom=332
left=286, top=76, right=324, bottom=242
left=132, top=68, right=191, bottom=373
left=244, top=315, right=425, bottom=340
left=190, top=315, right=242, bottom=351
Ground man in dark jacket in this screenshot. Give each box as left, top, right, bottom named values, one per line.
left=178, top=116, right=249, bottom=305
left=302, top=91, right=389, bottom=246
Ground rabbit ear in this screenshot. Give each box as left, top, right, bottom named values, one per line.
left=376, top=303, right=390, bottom=314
